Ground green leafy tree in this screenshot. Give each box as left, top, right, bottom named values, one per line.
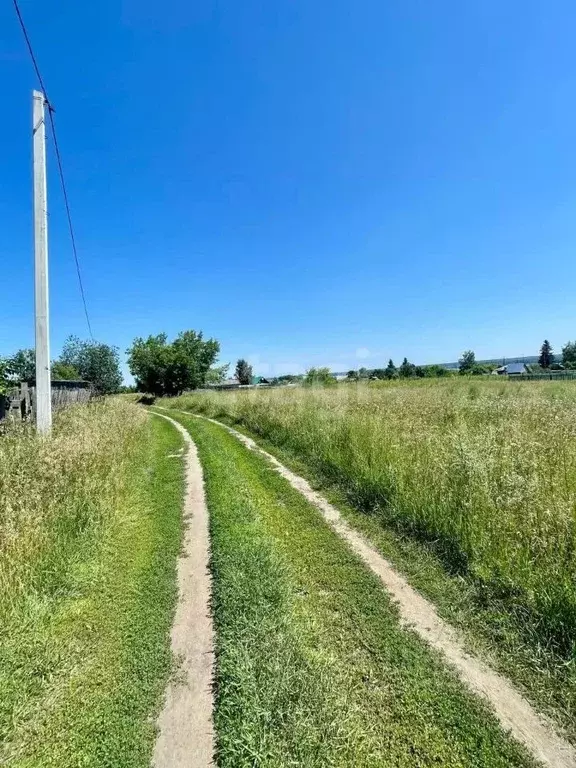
left=235, top=359, right=253, bottom=385
left=399, top=357, right=416, bottom=378
left=538, top=340, right=554, bottom=369
left=51, top=361, right=80, bottom=380
left=205, top=363, right=230, bottom=384
left=304, top=367, right=335, bottom=386
left=172, top=331, right=220, bottom=391
left=424, top=364, right=450, bottom=378
left=127, top=334, right=170, bottom=395
left=371, top=368, right=386, bottom=380
left=346, top=370, right=359, bottom=381
left=127, top=331, right=219, bottom=396
left=60, top=336, right=123, bottom=394
left=358, top=367, right=370, bottom=379
left=6, top=348, right=35, bottom=382
left=0, top=359, right=9, bottom=394
left=384, top=359, right=397, bottom=380
left=562, top=341, right=576, bottom=368
left=459, top=350, right=476, bottom=375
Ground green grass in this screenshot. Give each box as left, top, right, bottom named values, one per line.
left=213, top=418, right=576, bottom=744
left=161, top=408, right=535, bottom=767
left=165, top=381, right=576, bottom=660
left=165, top=397, right=576, bottom=745
left=0, top=402, right=185, bottom=767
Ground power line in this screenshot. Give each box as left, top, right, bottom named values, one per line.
left=12, top=0, right=94, bottom=340
left=45, top=110, right=94, bottom=340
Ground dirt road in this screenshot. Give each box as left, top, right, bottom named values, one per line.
left=153, top=406, right=576, bottom=768
left=152, top=413, right=214, bottom=768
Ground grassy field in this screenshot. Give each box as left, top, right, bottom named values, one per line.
left=0, top=400, right=184, bottom=767
left=167, top=379, right=576, bottom=661
left=160, top=408, right=534, bottom=767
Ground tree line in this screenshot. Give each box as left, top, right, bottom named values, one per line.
left=0, top=329, right=223, bottom=397
left=0, top=336, right=122, bottom=395
left=4, top=331, right=576, bottom=397
left=344, top=338, right=576, bottom=381
left=346, top=359, right=451, bottom=381
left=536, top=339, right=576, bottom=370
left=456, top=338, right=576, bottom=376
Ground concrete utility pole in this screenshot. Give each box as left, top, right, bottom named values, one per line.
left=33, top=90, right=51, bottom=434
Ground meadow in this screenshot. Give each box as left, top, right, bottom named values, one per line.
left=162, top=409, right=534, bottom=767
left=170, top=379, right=576, bottom=659
left=0, top=399, right=184, bottom=766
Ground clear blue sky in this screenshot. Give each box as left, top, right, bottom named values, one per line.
left=2, top=0, right=576, bottom=378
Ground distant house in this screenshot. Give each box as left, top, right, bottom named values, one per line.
left=251, top=376, right=272, bottom=386
left=494, top=363, right=528, bottom=376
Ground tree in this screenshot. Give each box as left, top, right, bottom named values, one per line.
left=459, top=350, right=476, bottom=375
left=303, top=367, right=335, bottom=386
left=0, top=358, right=9, bottom=394
left=371, top=368, right=386, bottom=380
left=562, top=341, right=576, bottom=369
left=346, top=370, right=359, bottom=381
left=424, top=364, right=450, bottom=378
left=127, top=330, right=219, bottom=396
left=172, top=331, right=220, bottom=390
left=205, top=363, right=230, bottom=385
left=127, top=333, right=171, bottom=395
left=235, top=359, right=253, bottom=386
left=4, top=349, right=82, bottom=383
left=51, top=361, right=80, bottom=380
left=60, top=336, right=122, bottom=394
left=6, top=348, right=35, bottom=382
left=399, top=357, right=416, bottom=378
left=538, top=340, right=554, bottom=369
left=384, top=359, right=397, bottom=380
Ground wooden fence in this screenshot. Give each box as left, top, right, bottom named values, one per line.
left=1, top=380, right=92, bottom=423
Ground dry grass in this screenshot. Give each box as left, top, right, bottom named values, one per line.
left=169, top=379, right=576, bottom=656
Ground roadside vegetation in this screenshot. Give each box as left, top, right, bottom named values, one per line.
left=161, top=409, right=534, bottom=767
left=2, top=337, right=123, bottom=394
left=0, top=399, right=184, bottom=766
left=165, top=379, right=576, bottom=729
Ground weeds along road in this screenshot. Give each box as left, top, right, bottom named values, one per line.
left=151, top=406, right=576, bottom=768
left=0, top=401, right=186, bottom=768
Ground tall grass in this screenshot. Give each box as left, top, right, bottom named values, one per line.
left=0, top=399, right=149, bottom=754
left=0, top=399, right=146, bottom=614
left=169, top=379, right=576, bottom=656
left=176, top=411, right=532, bottom=767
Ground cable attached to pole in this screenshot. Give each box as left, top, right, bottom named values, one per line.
left=13, top=0, right=95, bottom=341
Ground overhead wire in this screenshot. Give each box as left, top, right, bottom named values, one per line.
left=12, top=0, right=95, bottom=340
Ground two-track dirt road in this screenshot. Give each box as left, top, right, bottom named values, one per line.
left=151, top=408, right=576, bottom=768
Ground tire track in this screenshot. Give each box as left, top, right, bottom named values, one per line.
left=151, top=412, right=214, bottom=768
